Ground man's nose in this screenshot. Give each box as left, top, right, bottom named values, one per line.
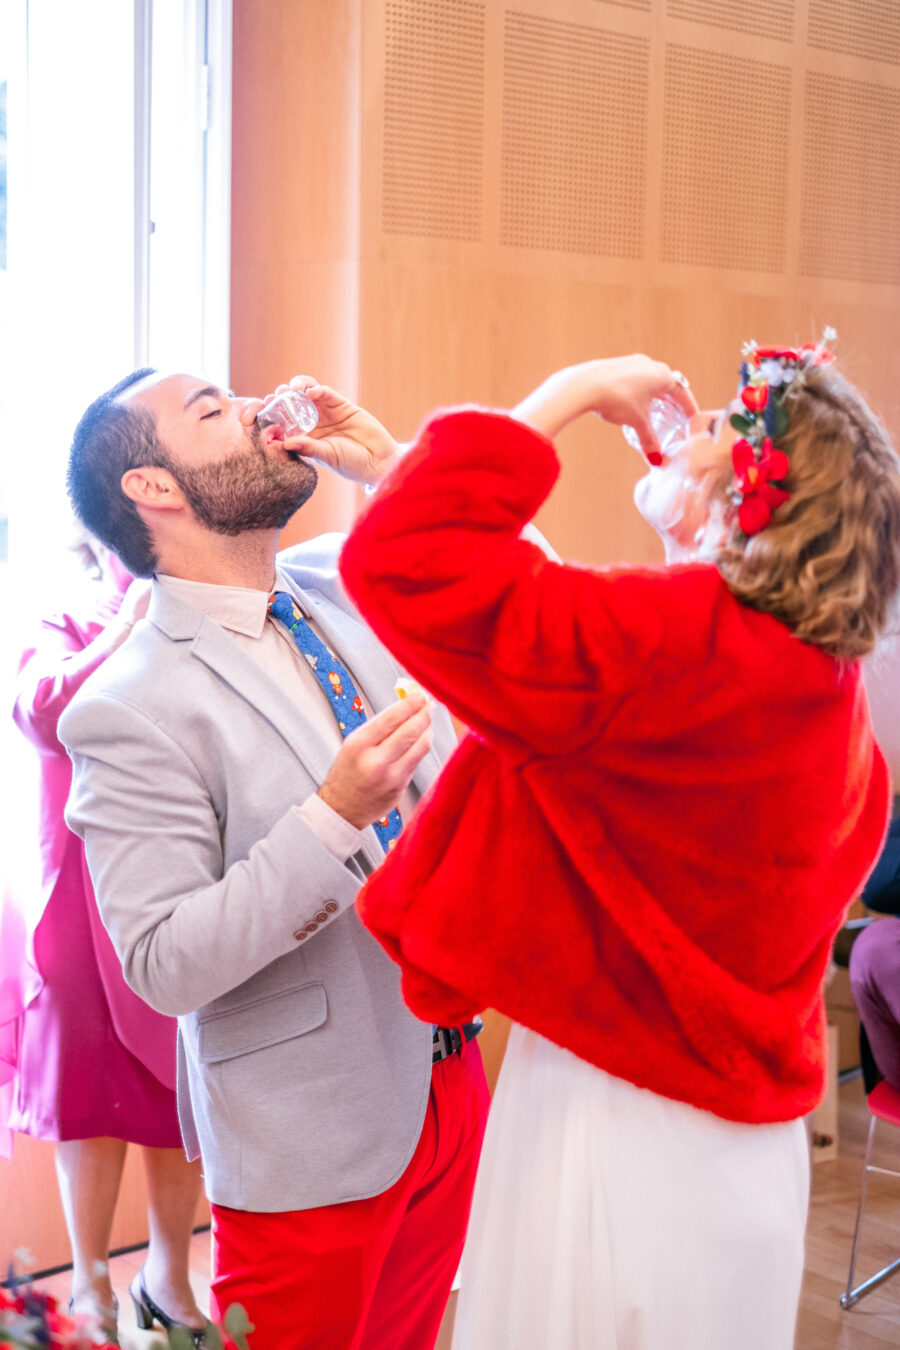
left=234, top=395, right=262, bottom=426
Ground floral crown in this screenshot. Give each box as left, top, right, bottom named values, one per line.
left=728, top=327, right=836, bottom=537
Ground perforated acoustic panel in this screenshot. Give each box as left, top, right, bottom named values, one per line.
left=808, top=0, right=900, bottom=68
left=800, top=72, right=900, bottom=284
left=660, top=45, right=790, bottom=271
left=500, top=11, right=649, bottom=256
left=382, top=0, right=486, bottom=240
left=668, top=0, right=793, bottom=41
left=588, top=0, right=651, bottom=11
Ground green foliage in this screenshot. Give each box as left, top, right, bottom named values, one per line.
left=166, top=1331, right=196, bottom=1350
left=223, top=1303, right=254, bottom=1350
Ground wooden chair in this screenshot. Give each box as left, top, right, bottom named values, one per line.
left=840, top=1078, right=900, bottom=1308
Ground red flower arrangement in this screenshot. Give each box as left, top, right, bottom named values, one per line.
left=731, top=437, right=790, bottom=536
left=751, top=343, right=835, bottom=366
left=740, top=383, right=768, bottom=413
left=753, top=346, right=799, bottom=362
left=0, top=1278, right=116, bottom=1349
left=1, top=1266, right=252, bottom=1350
left=729, top=330, right=836, bottom=537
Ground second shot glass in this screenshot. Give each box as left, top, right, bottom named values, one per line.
left=256, top=388, right=319, bottom=438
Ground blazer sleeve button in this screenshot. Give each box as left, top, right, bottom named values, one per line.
left=324, top=900, right=339, bottom=913
left=293, top=929, right=308, bottom=941
left=315, top=910, right=328, bottom=924
left=304, top=921, right=318, bottom=934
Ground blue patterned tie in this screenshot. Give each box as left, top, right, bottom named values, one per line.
left=268, top=591, right=402, bottom=853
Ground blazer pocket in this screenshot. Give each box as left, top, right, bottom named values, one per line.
left=197, top=982, right=327, bottom=1063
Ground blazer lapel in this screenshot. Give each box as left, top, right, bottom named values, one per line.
left=190, top=622, right=342, bottom=790
left=148, top=582, right=340, bottom=791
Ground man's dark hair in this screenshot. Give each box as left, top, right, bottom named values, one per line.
left=67, top=368, right=167, bottom=577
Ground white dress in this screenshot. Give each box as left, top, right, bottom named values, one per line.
left=452, top=1024, right=810, bottom=1350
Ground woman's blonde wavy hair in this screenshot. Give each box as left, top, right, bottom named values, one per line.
left=706, top=357, right=900, bottom=661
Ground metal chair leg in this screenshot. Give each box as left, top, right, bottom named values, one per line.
left=841, top=1113, right=900, bottom=1308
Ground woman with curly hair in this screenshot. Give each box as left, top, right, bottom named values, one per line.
left=335, top=340, right=900, bottom=1350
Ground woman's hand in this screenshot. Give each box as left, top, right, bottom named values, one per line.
left=117, top=578, right=152, bottom=627
left=512, top=356, right=699, bottom=460
left=273, top=376, right=403, bottom=487
left=106, top=578, right=153, bottom=652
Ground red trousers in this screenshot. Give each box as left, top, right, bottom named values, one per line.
left=210, top=1039, right=489, bottom=1350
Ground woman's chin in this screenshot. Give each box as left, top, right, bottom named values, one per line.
left=632, top=474, right=654, bottom=523
left=633, top=478, right=672, bottom=541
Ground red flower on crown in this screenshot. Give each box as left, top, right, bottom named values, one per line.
left=799, top=341, right=835, bottom=365
left=751, top=342, right=834, bottom=366
left=732, top=437, right=791, bottom=536
left=740, top=383, right=769, bottom=412
left=753, top=346, right=799, bottom=362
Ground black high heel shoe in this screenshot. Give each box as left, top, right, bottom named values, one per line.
left=129, top=1267, right=210, bottom=1347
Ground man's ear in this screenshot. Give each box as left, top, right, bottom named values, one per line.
left=121, top=466, right=184, bottom=513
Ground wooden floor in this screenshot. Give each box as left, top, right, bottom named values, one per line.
left=797, top=1074, right=900, bottom=1348
left=20, top=1074, right=900, bottom=1349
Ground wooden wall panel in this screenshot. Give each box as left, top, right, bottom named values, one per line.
left=660, top=44, right=791, bottom=272
left=800, top=71, right=900, bottom=285
left=499, top=13, right=649, bottom=256
left=477, top=1012, right=512, bottom=1096
left=382, top=0, right=486, bottom=241
left=226, top=0, right=900, bottom=559
left=668, top=0, right=794, bottom=41
left=807, top=0, right=900, bottom=66
left=355, top=0, right=900, bottom=567
left=0, top=1133, right=209, bottom=1277
left=230, top=0, right=363, bottom=544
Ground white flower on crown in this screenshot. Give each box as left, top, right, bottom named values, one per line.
left=760, top=359, right=785, bottom=386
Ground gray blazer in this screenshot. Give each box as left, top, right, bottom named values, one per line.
left=60, top=535, right=457, bottom=1212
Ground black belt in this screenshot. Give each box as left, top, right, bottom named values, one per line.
left=432, top=1019, right=483, bottom=1065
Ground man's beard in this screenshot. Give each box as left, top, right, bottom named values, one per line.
left=169, top=427, right=318, bottom=535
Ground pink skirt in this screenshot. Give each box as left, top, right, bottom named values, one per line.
left=6, top=838, right=182, bottom=1148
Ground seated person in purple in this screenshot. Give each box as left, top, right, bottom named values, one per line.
left=849, top=648, right=900, bottom=1092
left=849, top=816, right=900, bottom=1090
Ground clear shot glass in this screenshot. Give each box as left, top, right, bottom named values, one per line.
left=256, top=389, right=319, bottom=438
left=621, top=397, right=688, bottom=465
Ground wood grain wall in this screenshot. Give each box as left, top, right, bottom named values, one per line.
left=230, top=0, right=364, bottom=542
left=0, top=1133, right=208, bottom=1279
left=231, top=0, right=900, bottom=567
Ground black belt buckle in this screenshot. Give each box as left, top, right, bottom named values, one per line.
left=432, top=1018, right=483, bottom=1065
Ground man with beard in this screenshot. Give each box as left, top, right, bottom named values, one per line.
left=58, top=370, right=490, bottom=1350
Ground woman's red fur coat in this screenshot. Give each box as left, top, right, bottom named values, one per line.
left=340, top=409, right=888, bottom=1123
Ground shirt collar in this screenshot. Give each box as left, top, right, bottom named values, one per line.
left=155, top=572, right=279, bottom=640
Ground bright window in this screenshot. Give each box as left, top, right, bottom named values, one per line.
left=0, top=0, right=231, bottom=598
